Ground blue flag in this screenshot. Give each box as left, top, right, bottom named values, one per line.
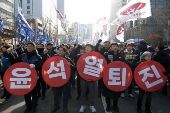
left=74, top=38, right=78, bottom=44
left=17, top=4, right=34, bottom=42
left=35, top=28, right=39, bottom=42
left=42, top=26, right=47, bottom=44
left=55, top=39, right=59, bottom=45
left=0, top=16, right=3, bottom=32
left=68, top=35, right=74, bottom=44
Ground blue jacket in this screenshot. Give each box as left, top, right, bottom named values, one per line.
left=16, top=50, right=42, bottom=70
left=0, top=52, right=15, bottom=72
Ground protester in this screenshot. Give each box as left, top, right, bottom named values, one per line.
left=46, top=43, right=56, bottom=57
left=102, top=42, right=126, bottom=112
left=36, top=43, right=50, bottom=100
left=153, top=45, right=169, bottom=95
left=97, top=40, right=111, bottom=98
left=94, top=39, right=102, bottom=52
left=51, top=47, right=74, bottom=113
left=0, top=45, right=15, bottom=102
left=74, top=46, right=86, bottom=100
left=79, top=44, right=96, bottom=113
left=14, top=44, right=24, bottom=56
left=136, top=51, right=153, bottom=113
left=15, top=42, right=43, bottom=113
left=121, top=43, right=137, bottom=98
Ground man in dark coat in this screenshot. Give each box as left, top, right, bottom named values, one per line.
left=153, top=45, right=169, bottom=95
left=97, top=41, right=111, bottom=98
left=102, top=42, right=126, bottom=112
left=36, top=43, right=50, bottom=100
left=16, top=42, right=43, bottom=113
left=46, top=43, right=56, bottom=57
left=51, top=47, right=75, bottom=113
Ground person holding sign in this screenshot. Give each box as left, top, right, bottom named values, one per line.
left=79, top=44, right=97, bottom=113
left=153, top=45, right=169, bottom=96
left=136, top=51, right=153, bottom=113
left=51, top=47, right=74, bottom=113
left=121, top=43, right=137, bottom=98
left=16, top=42, right=42, bottom=113
left=102, top=42, right=126, bottom=112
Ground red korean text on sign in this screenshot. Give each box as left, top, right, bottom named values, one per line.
left=77, top=52, right=107, bottom=81
left=3, top=62, right=38, bottom=96
left=42, top=56, right=71, bottom=87
left=134, top=61, right=167, bottom=92
left=103, top=61, right=132, bottom=92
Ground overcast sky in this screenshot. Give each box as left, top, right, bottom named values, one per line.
left=65, top=0, right=111, bottom=24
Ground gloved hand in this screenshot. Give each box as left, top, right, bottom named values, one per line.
left=30, top=64, right=35, bottom=68
left=98, top=39, right=102, bottom=43
left=7, top=48, right=12, bottom=53
left=163, top=71, right=168, bottom=75
left=43, top=49, right=48, bottom=54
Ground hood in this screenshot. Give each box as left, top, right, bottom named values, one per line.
left=138, top=44, right=147, bottom=52
left=37, top=48, right=44, bottom=54
left=157, top=50, right=168, bottom=56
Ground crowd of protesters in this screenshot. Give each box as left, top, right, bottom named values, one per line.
left=0, top=39, right=169, bottom=113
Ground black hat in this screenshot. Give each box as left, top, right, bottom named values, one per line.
left=139, top=40, right=147, bottom=45
left=47, top=43, right=53, bottom=46
left=158, top=45, right=164, bottom=50
left=111, top=42, right=118, bottom=46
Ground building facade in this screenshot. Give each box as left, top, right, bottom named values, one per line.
left=0, top=0, right=14, bottom=40
left=14, top=0, right=58, bottom=39
left=79, top=24, right=94, bottom=44
left=124, top=0, right=169, bottom=46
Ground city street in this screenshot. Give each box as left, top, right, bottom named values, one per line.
left=0, top=81, right=170, bottom=113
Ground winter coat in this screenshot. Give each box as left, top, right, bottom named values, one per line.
left=99, top=47, right=109, bottom=56
left=94, top=43, right=101, bottom=52
left=123, top=49, right=137, bottom=71
left=153, top=50, right=169, bottom=70
left=102, top=51, right=125, bottom=98
left=16, top=50, right=42, bottom=70
left=47, top=47, right=56, bottom=57
left=0, top=52, right=15, bottom=72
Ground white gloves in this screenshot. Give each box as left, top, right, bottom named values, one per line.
left=30, top=64, right=35, bottom=68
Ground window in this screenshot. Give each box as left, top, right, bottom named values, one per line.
left=27, top=6, right=30, bottom=9
left=159, top=4, right=164, bottom=8
left=27, top=11, right=30, bottom=14
left=167, top=5, right=170, bottom=9
left=151, top=4, right=156, bottom=9
left=151, top=0, right=156, bottom=1
left=159, top=0, right=163, bottom=1
left=27, top=0, right=30, bottom=3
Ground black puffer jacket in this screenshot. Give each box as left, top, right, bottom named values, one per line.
left=47, top=47, right=56, bottom=57
left=101, top=51, right=126, bottom=98
left=99, top=47, right=109, bottom=56
left=153, top=50, right=169, bottom=70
